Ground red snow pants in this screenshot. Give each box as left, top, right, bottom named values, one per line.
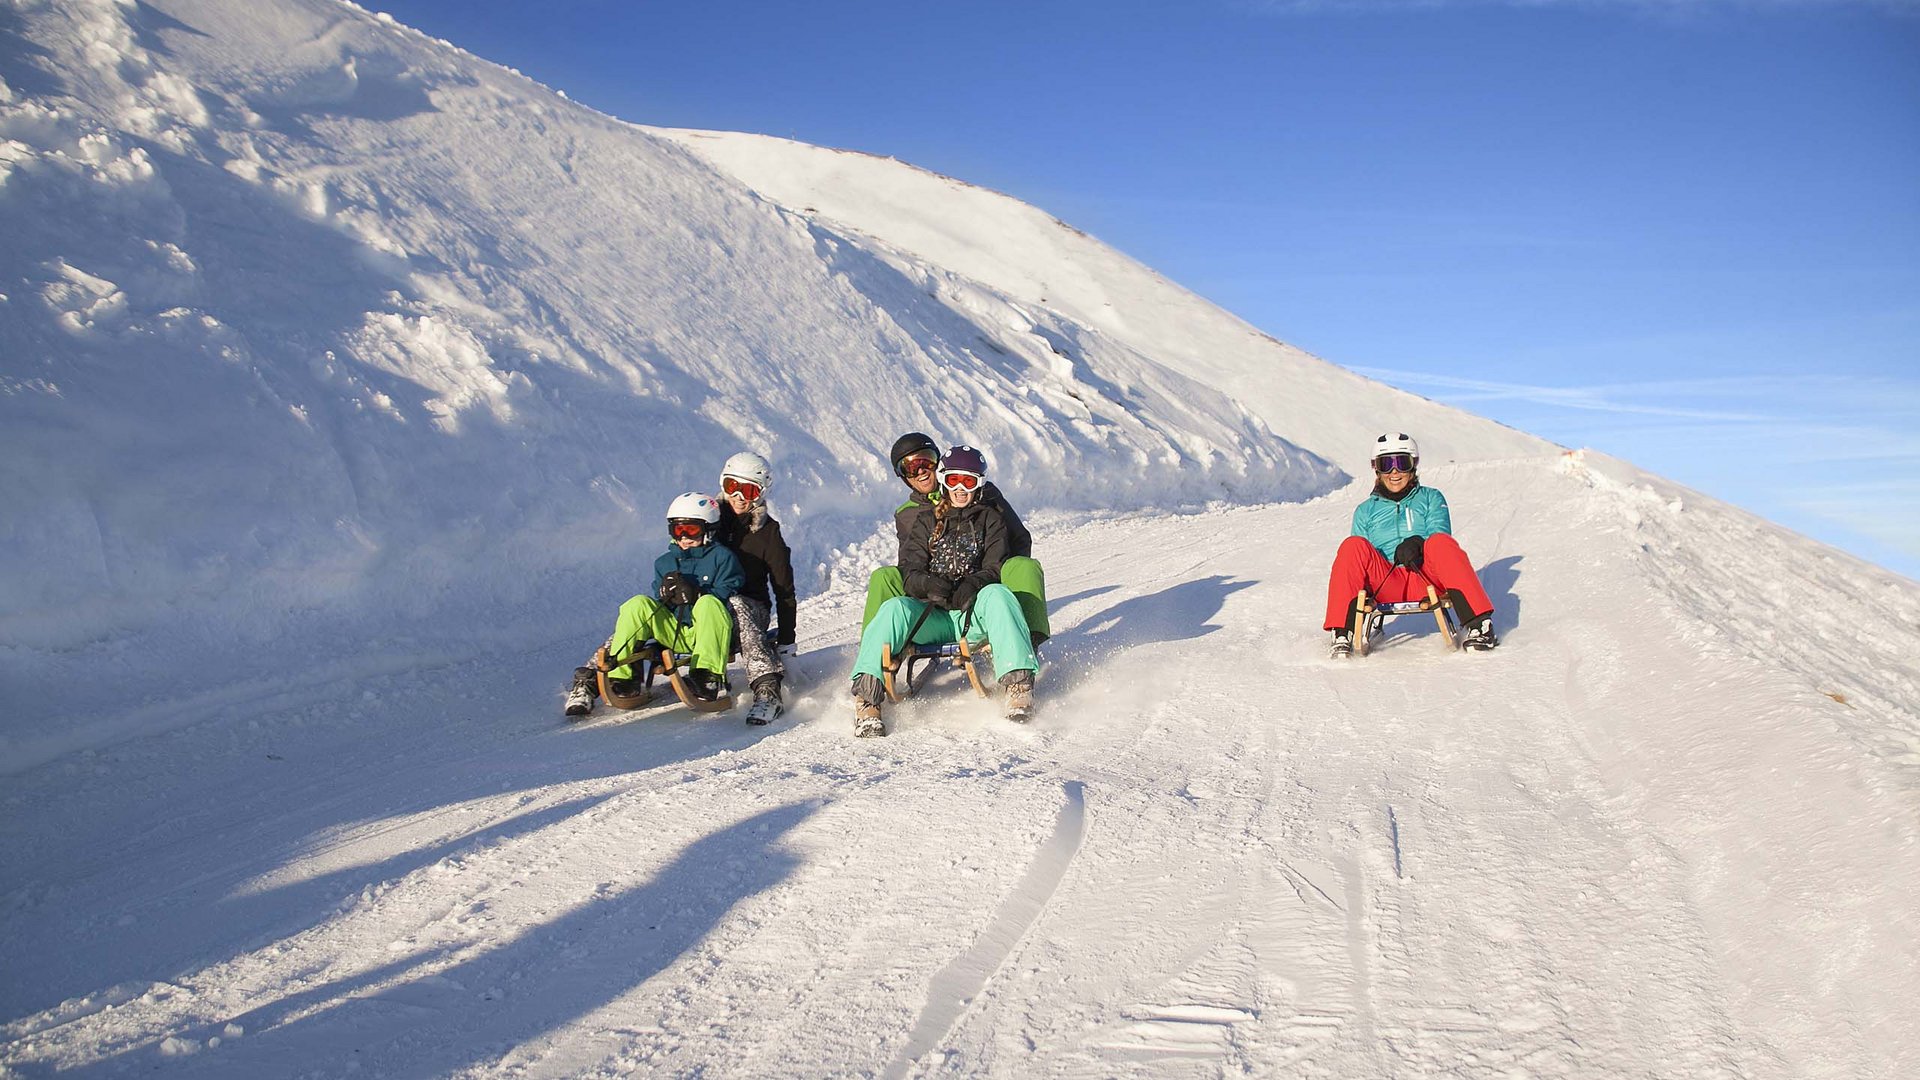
left=1323, top=533, right=1493, bottom=631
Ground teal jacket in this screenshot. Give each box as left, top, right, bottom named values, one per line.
left=1351, top=484, right=1452, bottom=559
left=652, top=541, right=744, bottom=602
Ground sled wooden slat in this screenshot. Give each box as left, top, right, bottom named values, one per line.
left=1427, top=584, right=1460, bottom=651
left=593, top=644, right=656, bottom=710
left=1354, top=584, right=1457, bottom=655
left=881, top=642, right=906, bottom=703
left=881, top=639, right=992, bottom=701
left=958, top=638, right=988, bottom=697
left=660, top=646, right=735, bottom=713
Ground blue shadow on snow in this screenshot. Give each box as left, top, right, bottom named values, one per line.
left=90, top=801, right=816, bottom=1078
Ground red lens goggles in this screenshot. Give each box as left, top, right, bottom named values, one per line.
left=668, top=520, right=706, bottom=541
left=942, top=471, right=980, bottom=491
left=1375, top=453, right=1415, bottom=474
left=899, top=454, right=937, bottom=480
left=722, top=476, right=761, bottom=501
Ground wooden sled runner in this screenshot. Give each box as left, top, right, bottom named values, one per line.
left=879, top=638, right=990, bottom=703
left=1353, top=584, right=1460, bottom=657
left=592, top=642, right=735, bottom=714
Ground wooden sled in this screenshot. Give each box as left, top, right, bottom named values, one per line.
left=879, top=638, right=990, bottom=703
left=593, top=642, right=735, bottom=714
left=1353, top=584, right=1459, bottom=657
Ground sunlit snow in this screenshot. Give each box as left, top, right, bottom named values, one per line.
left=2, top=1, right=1916, bottom=1077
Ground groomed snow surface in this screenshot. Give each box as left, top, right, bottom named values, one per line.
left=4, top=0, right=1919, bottom=1076
left=6, top=455, right=1919, bottom=1078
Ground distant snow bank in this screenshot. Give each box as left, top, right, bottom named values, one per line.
left=649, top=127, right=1553, bottom=469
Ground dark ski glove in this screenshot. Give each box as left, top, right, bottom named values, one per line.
left=1392, top=535, right=1425, bottom=571
left=923, top=580, right=954, bottom=609
left=949, top=577, right=983, bottom=614
left=659, top=572, right=701, bottom=609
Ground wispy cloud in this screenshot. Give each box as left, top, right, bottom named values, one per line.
left=1351, top=367, right=1777, bottom=421
left=1355, top=367, right=1920, bottom=426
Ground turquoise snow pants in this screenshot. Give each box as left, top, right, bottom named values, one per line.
left=607, top=593, right=733, bottom=678
left=861, top=557, right=1050, bottom=642
left=851, top=584, right=1037, bottom=686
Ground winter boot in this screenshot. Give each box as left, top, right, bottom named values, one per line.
left=564, top=666, right=599, bottom=718
left=1328, top=628, right=1353, bottom=659
left=680, top=668, right=726, bottom=702
left=1001, top=669, right=1035, bottom=723
left=851, top=673, right=885, bottom=738
left=746, top=674, right=784, bottom=726
left=1461, top=616, right=1499, bottom=652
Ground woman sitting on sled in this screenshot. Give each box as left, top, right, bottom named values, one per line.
left=850, top=445, right=1039, bottom=736
left=1326, top=432, right=1498, bottom=657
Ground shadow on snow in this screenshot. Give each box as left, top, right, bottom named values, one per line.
left=90, top=802, right=816, bottom=1077
left=1042, top=575, right=1256, bottom=685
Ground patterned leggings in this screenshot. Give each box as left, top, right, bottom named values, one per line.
left=728, top=595, right=786, bottom=686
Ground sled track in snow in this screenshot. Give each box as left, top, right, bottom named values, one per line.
left=883, top=780, right=1088, bottom=1078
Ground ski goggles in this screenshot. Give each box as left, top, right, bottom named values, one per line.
left=721, top=476, right=762, bottom=502
left=890, top=449, right=936, bottom=474
left=897, top=453, right=938, bottom=480
left=1374, top=453, right=1416, bottom=474
left=668, top=520, right=707, bottom=541
left=941, top=471, right=981, bottom=491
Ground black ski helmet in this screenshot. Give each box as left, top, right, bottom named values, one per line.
left=890, top=432, right=939, bottom=477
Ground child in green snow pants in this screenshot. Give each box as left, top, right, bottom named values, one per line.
left=607, top=593, right=734, bottom=680
left=861, top=557, right=1050, bottom=642
left=851, top=583, right=1038, bottom=687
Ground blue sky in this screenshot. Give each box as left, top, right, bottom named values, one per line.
left=373, top=0, right=1919, bottom=578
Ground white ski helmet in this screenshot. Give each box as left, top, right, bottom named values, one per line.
left=1371, top=432, right=1420, bottom=465
left=666, top=491, right=721, bottom=526
left=719, top=451, right=772, bottom=500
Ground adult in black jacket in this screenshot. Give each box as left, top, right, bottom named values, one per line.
left=862, top=432, right=1049, bottom=642
left=850, top=446, right=1039, bottom=733
left=714, top=452, right=796, bottom=721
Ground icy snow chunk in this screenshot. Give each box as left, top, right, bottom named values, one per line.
left=158, top=1036, right=199, bottom=1057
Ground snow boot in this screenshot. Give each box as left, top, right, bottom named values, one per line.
left=746, top=674, right=785, bottom=726
left=1000, top=669, right=1035, bottom=724
left=1461, top=617, right=1499, bottom=651
left=1328, top=628, right=1353, bottom=659
left=564, top=666, right=599, bottom=718
left=851, top=674, right=885, bottom=737
left=687, top=669, right=729, bottom=702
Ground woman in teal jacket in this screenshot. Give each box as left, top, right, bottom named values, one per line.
left=1325, top=433, right=1497, bottom=655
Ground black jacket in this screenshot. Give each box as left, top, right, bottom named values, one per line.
left=716, top=503, right=798, bottom=646
left=892, top=481, right=1031, bottom=560
left=977, top=481, right=1032, bottom=559
left=899, top=498, right=1007, bottom=609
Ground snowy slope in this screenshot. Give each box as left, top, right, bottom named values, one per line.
left=4, top=458, right=1916, bottom=1078
left=3, top=1, right=1919, bottom=1078
left=1, top=0, right=1340, bottom=766
left=649, top=127, right=1548, bottom=471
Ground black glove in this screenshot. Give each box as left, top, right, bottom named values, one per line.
left=923, top=580, right=953, bottom=609
left=950, top=577, right=983, bottom=614
left=658, top=572, right=701, bottom=608
left=1392, top=535, right=1425, bottom=571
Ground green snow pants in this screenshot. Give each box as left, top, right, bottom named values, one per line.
left=608, top=593, right=733, bottom=679
left=861, top=556, right=1049, bottom=642
left=851, top=584, right=1038, bottom=685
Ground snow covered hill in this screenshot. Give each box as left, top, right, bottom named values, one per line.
left=3, top=1, right=1917, bottom=1077
left=1, top=0, right=1358, bottom=764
